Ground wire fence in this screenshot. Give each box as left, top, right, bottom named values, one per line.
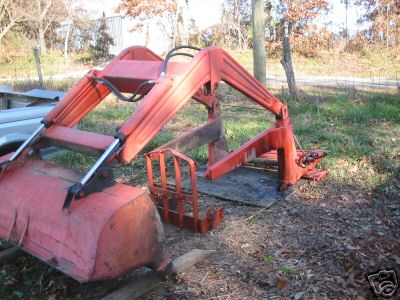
left=1, top=47, right=399, bottom=98
left=265, top=65, right=400, bottom=96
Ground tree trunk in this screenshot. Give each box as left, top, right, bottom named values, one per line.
left=36, top=0, right=53, bottom=55
left=237, top=23, right=242, bottom=50
left=38, top=23, right=47, bottom=54
left=172, top=0, right=180, bottom=47
left=251, top=0, right=266, bottom=85
left=386, top=3, right=390, bottom=47
left=345, top=0, right=348, bottom=40
left=280, top=29, right=300, bottom=101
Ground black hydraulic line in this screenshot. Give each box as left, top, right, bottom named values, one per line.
left=93, top=77, right=155, bottom=102
left=160, top=45, right=202, bottom=76
left=167, top=52, right=195, bottom=59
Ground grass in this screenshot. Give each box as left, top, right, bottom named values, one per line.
left=230, top=48, right=400, bottom=79
left=1, top=46, right=399, bottom=82
left=1, top=78, right=399, bottom=299
left=0, top=78, right=77, bottom=92
left=287, top=89, right=399, bottom=191
left=0, top=52, right=92, bottom=79
left=281, top=266, right=297, bottom=275
left=263, top=255, right=274, bottom=265
left=50, top=83, right=399, bottom=193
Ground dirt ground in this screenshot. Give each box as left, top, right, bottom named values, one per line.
left=0, top=174, right=399, bottom=299
left=0, top=90, right=399, bottom=299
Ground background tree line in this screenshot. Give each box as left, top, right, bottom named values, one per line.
left=170, top=0, right=399, bottom=56
left=116, top=0, right=399, bottom=98
left=0, top=0, right=399, bottom=66
left=0, top=0, right=114, bottom=62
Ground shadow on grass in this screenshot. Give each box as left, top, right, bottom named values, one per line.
left=54, top=84, right=399, bottom=194
left=2, top=84, right=400, bottom=299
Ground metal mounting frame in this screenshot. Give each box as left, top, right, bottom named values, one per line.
left=146, top=148, right=224, bottom=233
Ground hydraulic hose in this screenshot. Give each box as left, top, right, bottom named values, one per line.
left=160, top=45, right=202, bottom=76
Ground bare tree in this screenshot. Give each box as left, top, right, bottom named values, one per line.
left=31, top=0, right=67, bottom=54
left=172, top=0, right=180, bottom=47
left=233, top=0, right=247, bottom=50
left=278, top=0, right=328, bottom=100
left=116, top=0, right=179, bottom=48
left=281, top=22, right=300, bottom=100
left=222, top=0, right=251, bottom=50
left=0, top=0, right=29, bottom=43
left=341, top=0, right=351, bottom=39
left=356, top=0, right=399, bottom=47
left=251, top=0, right=266, bottom=85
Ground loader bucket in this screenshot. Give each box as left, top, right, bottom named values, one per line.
left=0, top=156, right=167, bottom=282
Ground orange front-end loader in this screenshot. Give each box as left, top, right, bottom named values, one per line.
left=0, top=46, right=326, bottom=282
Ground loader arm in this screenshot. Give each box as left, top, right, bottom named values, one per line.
left=37, top=45, right=324, bottom=193
left=117, top=47, right=286, bottom=163
left=44, top=46, right=163, bottom=127
left=42, top=46, right=286, bottom=162
left=0, top=45, right=327, bottom=282
left=0, top=45, right=326, bottom=197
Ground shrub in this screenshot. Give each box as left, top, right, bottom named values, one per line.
left=89, top=13, right=114, bottom=63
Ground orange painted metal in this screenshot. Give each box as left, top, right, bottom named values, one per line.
left=256, top=150, right=327, bottom=182
left=116, top=47, right=285, bottom=164
left=40, top=46, right=325, bottom=190
left=0, top=45, right=327, bottom=282
left=43, top=46, right=163, bottom=128
left=0, top=157, right=167, bottom=282
left=146, top=149, right=224, bottom=234
left=204, top=117, right=327, bottom=189
left=41, top=125, right=114, bottom=156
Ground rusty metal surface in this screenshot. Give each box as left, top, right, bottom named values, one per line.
left=156, top=206, right=224, bottom=234
left=146, top=148, right=224, bottom=233
left=41, top=45, right=326, bottom=189
left=0, top=157, right=167, bottom=282
left=183, top=166, right=284, bottom=208
left=0, top=45, right=328, bottom=283
left=156, top=118, right=223, bottom=153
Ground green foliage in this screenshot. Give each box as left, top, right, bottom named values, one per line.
left=263, top=255, right=274, bottom=264
left=52, top=84, right=399, bottom=193
left=281, top=266, right=296, bottom=275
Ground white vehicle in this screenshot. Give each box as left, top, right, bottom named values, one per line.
left=0, top=85, right=64, bottom=155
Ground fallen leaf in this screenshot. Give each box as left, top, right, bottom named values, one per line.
left=213, top=280, right=227, bottom=286
left=335, top=276, right=347, bottom=287
left=346, top=244, right=361, bottom=251
left=340, top=195, right=350, bottom=202
left=275, top=278, right=288, bottom=289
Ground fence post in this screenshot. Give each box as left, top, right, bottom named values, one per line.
left=33, top=47, right=43, bottom=89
